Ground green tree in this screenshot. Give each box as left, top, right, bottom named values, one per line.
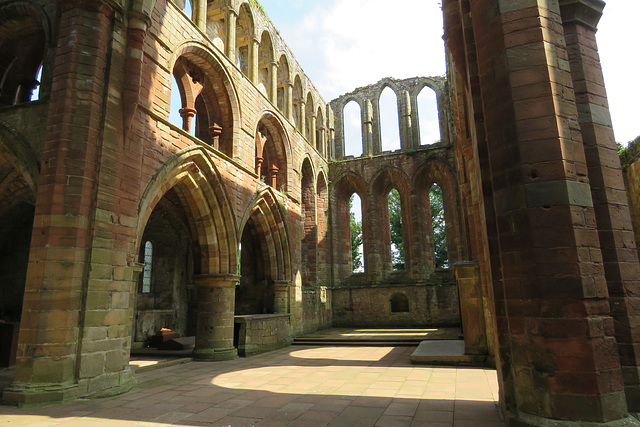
left=430, top=185, right=448, bottom=268
left=388, top=189, right=404, bottom=270
left=349, top=194, right=363, bottom=271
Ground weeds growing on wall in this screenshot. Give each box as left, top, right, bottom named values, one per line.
left=618, top=136, right=640, bottom=172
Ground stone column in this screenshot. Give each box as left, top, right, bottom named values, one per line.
left=560, top=0, right=640, bottom=411
left=194, top=0, right=206, bottom=32
left=269, top=61, right=278, bottom=105
left=318, top=126, right=326, bottom=156
left=208, top=123, right=222, bottom=150
left=285, top=81, right=293, bottom=122
left=273, top=280, right=290, bottom=313
left=298, top=99, right=306, bottom=136
left=249, top=37, right=259, bottom=85
left=362, top=99, right=373, bottom=156
left=398, top=90, right=412, bottom=150
left=268, top=164, right=279, bottom=188
left=255, top=130, right=266, bottom=175
left=192, top=274, right=239, bottom=361
left=179, top=107, right=196, bottom=133
left=224, top=8, right=237, bottom=63
left=309, top=113, right=317, bottom=149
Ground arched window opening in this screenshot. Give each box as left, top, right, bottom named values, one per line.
left=169, top=74, right=183, bottom=129
left=417, top=86, right=440, bottom=145
left=430, top=184, right=448, bottom=268
left=388, top=188, right=404, bottom=270
left=379, top=86, right=400, bottom=152
left=170, top=67, right=200, bottom=136
left=390, top=293, right=409, bottom=313
left=29, top=65, right=42, bottom=101
left=301, top=160, right=316, bottom=286
left=316, top=106, right=325, bottom=156
left=184, top=0, right=194, bottom=20
left=277, top=55, right=289, bottom=114
left=349, top=193, right=364, bottom=273
left=255, top=118, right=287, bottom=191
left=316, top=175, right=329, bottom=284
left=344, top=101, right=363, bottom=157
left=205, top=3, right=225, bottom=52
left=235, top=5, right=253, bottom=77
left=292, top=76, right=303, bottom=130
left=258, top=32, right=273, bottom=97
left=0, top=11, right=46, bottom=106
left=305, top=93, right=314, bottom=142
left=141, top=241, right=153, bottom=293
left=169, top=55, right=235, bottom=154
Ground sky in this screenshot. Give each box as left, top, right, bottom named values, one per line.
left=258, top=0, right=640, bottom=145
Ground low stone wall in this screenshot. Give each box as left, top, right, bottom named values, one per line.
left=331, top=282, right=460, bottom=327
left=234, top=314, right=293, bottom=357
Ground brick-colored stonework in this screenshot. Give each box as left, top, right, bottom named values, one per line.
left=0, top=0, right=639, bottom=425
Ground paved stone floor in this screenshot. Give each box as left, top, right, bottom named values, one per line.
left=0, top=346, right=504, bottom=426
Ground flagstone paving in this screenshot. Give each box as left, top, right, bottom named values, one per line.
left=0, top=346, right=504, bottom=426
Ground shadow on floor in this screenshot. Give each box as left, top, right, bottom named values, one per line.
left=0, top=345, right=504, bottom=426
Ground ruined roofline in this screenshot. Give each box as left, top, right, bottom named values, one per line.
left=330, top=75, right=447, bottom=105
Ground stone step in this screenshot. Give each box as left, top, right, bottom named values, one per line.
left=292, top=340, right=421, bottom=347
left=410, top=340, right=487, bottom=366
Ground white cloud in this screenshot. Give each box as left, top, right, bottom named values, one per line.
left=279, top=0, right=446, bottom=100
left=270, top=0, right=638, bottom=143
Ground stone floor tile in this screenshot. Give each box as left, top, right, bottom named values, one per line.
left=413, top=409, right=454, bottom=423
left=0, top=345, right=503, bottom=427
left=417, top=399, right=455, bottom=412
left=327, top=415, right=383, bottom=427
left=351, top=396, right=393, bottom=408
left=375, top=415, right=413, bottom=427
left=384, top=400, right=420, bottom=417
left=181, top=406, right=234, bottom=423
left=212, top=415, right=261, bottom=426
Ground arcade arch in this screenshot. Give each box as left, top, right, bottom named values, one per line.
left=169, top=45, right=239, bottom=157
left=254, top=113, right=289, bottom=192
left=236, top=190, right=291, bottom=315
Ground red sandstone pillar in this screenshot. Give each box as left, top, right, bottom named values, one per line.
left=441, top=0, right=633, bottom=423
left=268, top=164, right=279, bottom=188
left=560, top=0, right=640, bottom=410
left=193, top=274, right=239, bottom=361
left=3, top=0, right=126, bottom=406
left=179, top=107, right=197, bottom=133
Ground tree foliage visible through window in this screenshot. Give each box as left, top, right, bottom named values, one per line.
left=430, top=185, right=448, bottom=268
left=349, top=195, right=363, bottom=272
left=388, top=189, right=404, bottom=270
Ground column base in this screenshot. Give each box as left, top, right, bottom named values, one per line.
left=3, top=382, right=78, bottom=407
left=192, top=346, right=237, bottom=361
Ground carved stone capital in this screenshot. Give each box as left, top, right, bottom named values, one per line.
left=559, top=0, right=605, bottom=31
